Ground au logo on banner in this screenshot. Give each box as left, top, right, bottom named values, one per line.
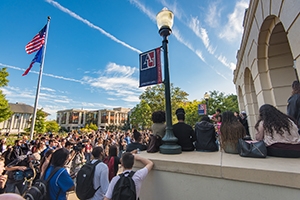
left=139, top=47, right=162, bottom=87
left=198, top=104, right=207, bottom=115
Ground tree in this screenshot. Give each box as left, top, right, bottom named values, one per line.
left=25, top=109, right=47, bottom=134
left=130, top=100, right=152, bottom=129
left=140, top=84, right=189, bottom=113
left=206, top=90, right=239, bottom=115
left=89, top=123, right=98, bottom=131
left=0, top=68, right=12, bottom=122
left=35, top=109, right=47, bottom=134
left=179, top=100, right=202, bottom=126
left=45, top=120, right=60, bottom=133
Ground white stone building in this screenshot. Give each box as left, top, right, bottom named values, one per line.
left=234, top=0, right=300, bottom=136
left=56, top=107, right=130, bottom=131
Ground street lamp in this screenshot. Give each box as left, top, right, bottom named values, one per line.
left=156, top=8, right=181, bottom=154
left=204, top=92, right=210, bottom=115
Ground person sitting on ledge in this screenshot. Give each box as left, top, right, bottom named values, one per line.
left=255, top=104, right=300, bottom=158
left=151, top=110, right=166, bottom=139
left=220, top=111, right=246, bottom=154
left=195, top=115, right=218, bottom=152
left=173, top=108, right=196, bottom=151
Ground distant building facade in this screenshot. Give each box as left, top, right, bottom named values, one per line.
left=0, top=103, right=33, bottom=134
left=234, top=0, right=300, bottom=136
left=56, top=107, right=130, bottom=131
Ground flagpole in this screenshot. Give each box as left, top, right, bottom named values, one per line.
left=30, top=16, right=51, bottom=141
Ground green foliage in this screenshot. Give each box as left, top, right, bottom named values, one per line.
left=0, top=68, right=12, bottom=122
left=132, top=84, right=189, bottom=127
left=179, top=100, right=201, bottom=126
left=205, top=90, right=239, bottom=115
left=89, top=123, right=98, bottom=131
left=45, top=120, right=60, bottom=133
left=35, top=109, right=47, bottom=134
left=130, top=100, right=152, bottom=129
left=0, top=68, right=9, bottom=87
left=27, top=109, right=47, bottom=134
left=130, top=85, right=238, bottom=128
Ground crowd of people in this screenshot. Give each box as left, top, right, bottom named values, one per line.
left=0, top=81, right=299, bottom=199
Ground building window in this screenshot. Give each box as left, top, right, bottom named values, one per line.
left=81, top=112, right=84, bottom=124
left=110, top=112, right=115, bottom=124
left=61, top=112, right=67, bottom=124
left=69, top=112, right=79, bottom=124
left=86, top=112, right=98, bottom=125
left=121, top=113, right=126, bottom=123
left=101, top=112, right=108, bottom=123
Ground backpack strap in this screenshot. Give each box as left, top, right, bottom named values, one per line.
left=45, top=167, right=62, bottom=182
left=122, top=171, right=135, bottom=177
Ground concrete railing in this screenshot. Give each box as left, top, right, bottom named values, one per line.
left=134, top=151, right=300, bottom=200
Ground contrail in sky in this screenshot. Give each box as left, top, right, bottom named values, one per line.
left=45, top=0, right=142, bottom=54
left=0, top=63, right=84, bottom=84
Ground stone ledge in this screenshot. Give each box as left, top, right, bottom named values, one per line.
left=134, top=151, right=300, bottom=189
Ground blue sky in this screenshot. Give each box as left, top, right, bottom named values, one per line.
left=0, top=0, right=249, bottom=119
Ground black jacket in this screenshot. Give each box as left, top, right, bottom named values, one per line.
left=173, top=122, right=196, bottom=151
left=287, top=93, right=300, bottom=128
left=125, top=142, right=147, bottom=153
left=195, top=121, right=218, bottom=152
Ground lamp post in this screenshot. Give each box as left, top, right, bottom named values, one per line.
left=204, top=92, right=210, bottom=115
left=156, top=8, right=181, bottom=154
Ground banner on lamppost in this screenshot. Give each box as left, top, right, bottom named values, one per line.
left=198, top=104, right=207, bottom=115
left=139, top=47, right=162, bottom=87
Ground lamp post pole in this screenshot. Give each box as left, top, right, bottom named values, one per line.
left=157, top=8, right=181, bottom=154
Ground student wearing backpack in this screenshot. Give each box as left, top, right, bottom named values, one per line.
left=76, top=146, right=109, bottom=200
left=104, top=152, right=153, bottom=200
left=44, top=148, right=74, bottom=200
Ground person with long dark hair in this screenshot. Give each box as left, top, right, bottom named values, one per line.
left=220, top=111, right=246, bottom=154
left=287, top=80, right=300, bottom=131
left=255, top=104, right=300, bottom=157
left=103, top=145, right=120, bottom=182
left=44, top=148, right=74, bottom=200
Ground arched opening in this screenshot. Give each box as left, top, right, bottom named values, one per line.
left=257, top=15, right=296, bottom=113
left=244, top=67, right=258, bottom=136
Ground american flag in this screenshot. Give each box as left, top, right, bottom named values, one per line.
left=25, top=25, right=47, bottom=54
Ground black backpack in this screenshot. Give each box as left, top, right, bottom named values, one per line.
left=24, top=167, right=61, bottom=200
left=112, top=171, right=136, bottom=200
left=75, top=160, right=102, bottom=200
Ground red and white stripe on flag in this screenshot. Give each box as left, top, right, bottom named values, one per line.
left=25, top=25, right=47, bottom=54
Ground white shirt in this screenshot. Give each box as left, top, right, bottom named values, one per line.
left=105, top=167, right=149, bottom=200
left=88, top=159, right=110, bottom=200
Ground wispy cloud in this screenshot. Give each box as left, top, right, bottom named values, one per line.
left=188, top=16, right=216, bottom=55
left=216, top=54, right=236, bottom=70
left=45, top=0, right=142, bottom=54
left=2, top=85, right=128, bottom=120
left=41, top=87, right=55, bottom=92
left=129, top=0, right=207, bottom=64
left=159, top=0, right=183, bottom=20
left=0, top=61, right=142, bottom=102
left=82, top=62, right=142, bottom=102
left=205, top=1, right=222, bottom=28
left=129, top=0, right=241, bottom=80
left=105, top=62, right=137, bottom=77
left=0, top=63, right=84, bottom=83
left=129, top=0, right=156, bottom=22
left=218, top=0, right=248, bottom=42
